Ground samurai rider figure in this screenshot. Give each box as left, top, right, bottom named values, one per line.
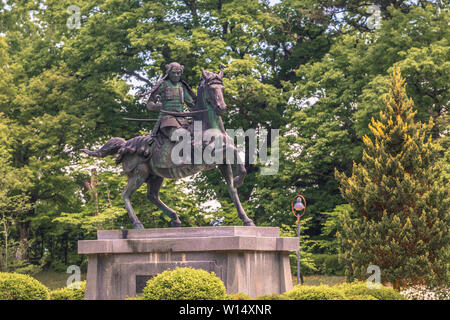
left=147, top=62, right=197, bottom=141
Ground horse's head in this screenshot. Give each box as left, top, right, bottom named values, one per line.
left=200, top=69, right=226, bottom=116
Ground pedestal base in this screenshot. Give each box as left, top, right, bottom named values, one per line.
left=78, top=226, right=298, bottom=300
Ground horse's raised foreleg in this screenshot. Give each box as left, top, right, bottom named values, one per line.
left=122, top=174, right=145, bottom=229
left=219, top=164, right=255, bottom=226
left=146, top=175, right=182, bottom=227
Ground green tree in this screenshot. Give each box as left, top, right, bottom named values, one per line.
left=335, top=68, right=449, bottom=290
left=0, top=0, right=139, bottom=263
left=0, top=114, right=37, bottom=272
left=1, top=0, right=447, bottom=273
left=316, top=204, right=356, bottom=254
left=278, top=3, right=448, bottom=235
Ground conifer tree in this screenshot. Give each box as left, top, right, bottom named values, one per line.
left=335, top=68, right=449, bottom=290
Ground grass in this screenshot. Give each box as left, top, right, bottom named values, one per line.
left=33, top=270, right=86, bottom=290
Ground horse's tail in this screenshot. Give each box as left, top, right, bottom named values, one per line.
left=81, top=137, right=126, bottom=158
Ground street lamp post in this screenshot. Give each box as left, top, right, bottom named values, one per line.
left=292, top=194, right=306, bottom=285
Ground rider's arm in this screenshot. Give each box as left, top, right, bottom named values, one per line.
left=147, top=92, right=162, bottom=111
left=147, top=100, right=162, bottom=111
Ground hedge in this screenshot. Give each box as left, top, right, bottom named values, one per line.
left=49, top=281, right=86, bottom=300
left=285, top=284, right=347, bottom=300
left=256, top=293, right=290, bottom=300
left=334, top=281, right=405, bottom=300
left=284, top=282, right=405, bottom=300
left=142, top=267, right=227, bottom=300
left=225, top=292, right=253, bottom=300
left=0, top=269, right=403, bottom=301
left=125, top=296, right=144, bottom=300
left=0, top=272, right=50, bottom=300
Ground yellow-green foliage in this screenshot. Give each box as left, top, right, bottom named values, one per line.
left=334, top=281, right=405, bottom=300
left=346, top=295, right=378, bottom=300
left=283, top=281, right=405, bottom=300
left=125, top=296, right=144, bottom=300
left=335, top=68, right=449, bottom=289
left=0, top=272, right=50, bottom=300
left=225, top=292, right=253, bottom=300
left=285, top=284, right=347, bottom=300
left=256, top=293, right=290, bottom=300
left=142, top=267, right=227, bottom=300
left=49, top=281, right=86, bottom=300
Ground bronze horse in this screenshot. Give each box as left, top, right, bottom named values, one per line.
left=81, top=70, right=255, bottom=228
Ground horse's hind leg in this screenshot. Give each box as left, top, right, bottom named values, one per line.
left=122, top=174, right=145, bottom=229
left=219, top=164, right=255, bottom=226
left=146, top=175, right=182, bottom=227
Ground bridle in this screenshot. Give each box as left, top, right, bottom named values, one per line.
left=201, top=76, right=224, bottom=112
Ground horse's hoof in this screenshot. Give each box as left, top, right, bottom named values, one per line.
left=243, top=220, right=255, bottom=227
left=133, top=222, right=145, bottom=229
left=171, top=220, right=182, bottom=227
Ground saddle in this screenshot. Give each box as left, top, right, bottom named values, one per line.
left=117, top=117, right=220, bottom=171
left=115, top=120, right=196, bottom=171
left=150, top=120, right=199, bottom=169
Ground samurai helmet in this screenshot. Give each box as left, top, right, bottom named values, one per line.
left=165, top=62, right=184, bottom=74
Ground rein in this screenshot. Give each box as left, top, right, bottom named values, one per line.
left=160, top=109, right=207, bottom=117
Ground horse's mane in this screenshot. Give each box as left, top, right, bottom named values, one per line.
left=194, top=71, right=223, bottom=111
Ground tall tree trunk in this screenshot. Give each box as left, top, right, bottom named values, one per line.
left=2, top=218, right=8, bottom=271
left=83, top=169, right=99, bottom=215
left=16, top=220, right=30, bottom=261
left=393, top=279, right=400, bottom=291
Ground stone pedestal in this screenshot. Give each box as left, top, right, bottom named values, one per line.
left=78, top=226, right=298, bottom=300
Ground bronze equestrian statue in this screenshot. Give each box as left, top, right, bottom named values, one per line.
left=81, top=64, right=254, bottom=229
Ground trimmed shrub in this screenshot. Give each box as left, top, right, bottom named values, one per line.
left=50, top=288, right=74, bottom=300
left=225, top=292, right=253, bottom=300
left=334, top=281, right=405, bottom=300
left=49, top=281, right=86, bottom=300
left=285, top=284, right=347, bottom=300
left=256, top=293, right=291, bottom=300
left=346, top=295, right=378, bottom=300
left=0, top=272, right=50, bottom=300
left=142, top=267, right=227, bottom=300
left=125, top=296, right=144, bottom=300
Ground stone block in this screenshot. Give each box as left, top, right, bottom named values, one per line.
left=78, top=226, right=298, bottom=300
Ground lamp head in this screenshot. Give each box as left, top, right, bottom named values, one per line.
left=293, top=197, right=305, bottom=211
